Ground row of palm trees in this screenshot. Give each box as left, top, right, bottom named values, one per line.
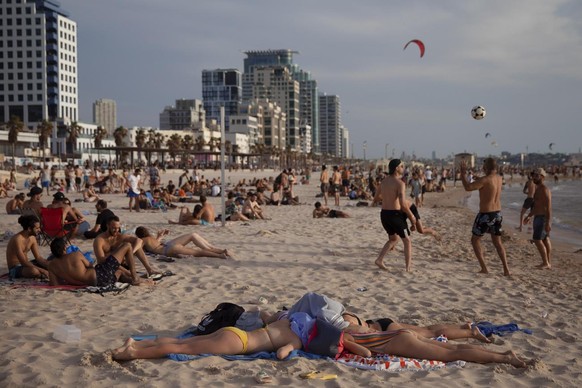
left=3, top=116, right=326, bottom=170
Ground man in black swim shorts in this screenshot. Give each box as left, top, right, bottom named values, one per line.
left=375, top=159, right=417, bottom=272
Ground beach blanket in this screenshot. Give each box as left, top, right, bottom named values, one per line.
left=0, top=273, right=129, bottom=295
left=475, top=322, right=533, bottom=337
left=167, top=332, right=464, bottom=371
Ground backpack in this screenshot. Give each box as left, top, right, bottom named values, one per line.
left=193, top=303, right=245, bottom=335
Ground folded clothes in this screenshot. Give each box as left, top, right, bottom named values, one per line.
left=475, top=322, right=533, bottom=337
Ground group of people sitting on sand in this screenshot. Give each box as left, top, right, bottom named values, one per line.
left=110, top=292, right=530, bottom=369
left=6, top=211, right=231, bottom=288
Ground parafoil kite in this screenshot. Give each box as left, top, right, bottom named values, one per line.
left=549, top=142, right=555, bottom=150
left=485, top=133, right=491, bottom=138
left=403, top=39, right=425, bottom=58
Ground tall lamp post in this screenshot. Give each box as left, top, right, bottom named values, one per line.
left=363, top=141, right=367, bottom=161
left=385, top=143, right=389, bottom=160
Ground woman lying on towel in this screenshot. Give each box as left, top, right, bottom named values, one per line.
left=135, top=227, right=231, bottom=259
left=111, top=317, right=370, bottom=361
left=349, top=328, right=528, bottom=368
left=342, top=313, right=491, bottom=343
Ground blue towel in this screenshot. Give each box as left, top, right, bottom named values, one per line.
left=167, top=330, right=327, bottom=362
left=168, top=349, right=326, bottom=362
left=475, top=322, right=533, bottom=337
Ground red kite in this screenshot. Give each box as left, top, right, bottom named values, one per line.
left=403, top=39, right=425, bottom=58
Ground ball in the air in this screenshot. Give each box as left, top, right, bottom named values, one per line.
left=471, top=105, right=486, bottom=120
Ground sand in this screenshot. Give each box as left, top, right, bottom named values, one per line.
left=0, top=168, right=580, bottom=387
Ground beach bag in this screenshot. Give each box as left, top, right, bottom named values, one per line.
left=195, top=303, right=246, bottom=335
left=306, top=316, right=345, bottom=359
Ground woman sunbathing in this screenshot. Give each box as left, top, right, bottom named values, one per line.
left=112, top=317, right=370, bottom=361
left=343, top=313, right=491, bottom=343
left=135, top=226, right=231, bottom=259
left=112, top=319, right=302, bottom=361
left=349, top=328, right=528, bottom=368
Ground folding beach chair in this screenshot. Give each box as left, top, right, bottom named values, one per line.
left=145, top=191, right=167, bottom=212
left=39, top=207, right=75, bottom=246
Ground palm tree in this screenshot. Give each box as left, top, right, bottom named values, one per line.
left=7, top=116, right=24, bottom=169
left=93, top=126, right=108, bottom=148
left=113, top=126, right=128, bottom=147
left=135, top=128, right=147, bottom=163
left=194, top=135, right=206, bottom=151
left=166, top=133, right=182, bottom=166
left=182, top=135, right=195, bottom=166
left=37, top=120, right=53, bottom=168
left=113, top=126, right=128, bottom=166
left=66, top=121, right=82, bottom=156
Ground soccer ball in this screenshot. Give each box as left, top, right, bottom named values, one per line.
left=471, top=105, right=486, bottom=120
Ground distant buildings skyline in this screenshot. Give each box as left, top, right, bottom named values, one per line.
left=0, top=1, right=348, bottom=160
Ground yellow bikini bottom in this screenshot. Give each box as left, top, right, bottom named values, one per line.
left=222, top=326, right=249, bottom=353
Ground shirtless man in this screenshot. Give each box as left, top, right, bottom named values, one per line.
left=6, top=193, right=25, bottom=214
left=22, top=186, right=44, bottom=214
left=93, top=216, right=158, bottom=276
left=375, top=159, right=417, bottom=272
left=135, top=227, right=230, bottom=259
left=48, top=237, right=144, bottom=287
left=524, top=168, right=552, bottom=269
left=331, top=166, right=342, bottom=206
left=517, top=172, right=536, bottom=232
left=313, top=201, right=350, bottom=218
left=243, top=192, right=265, bottom=219
left=319, top=165, right=329, bottom=206
left=6, top=215, right=49, bottom=279
left=460, top=158, right=510, bottom=276
left=197, top=195, right=216, bottom=224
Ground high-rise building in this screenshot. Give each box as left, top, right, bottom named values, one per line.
left=242, top=50, right=319, bottom=153
left=92, top=98, right=116, bottom=133
left=159, top=99, right=205, bottom=130
left=319, top=93, right=342, bottom=157
left=246, top=66, right=299, bottom=151
left=0, top=0, right=78, bottom=128
left=201, top=69, right=241, bottom=132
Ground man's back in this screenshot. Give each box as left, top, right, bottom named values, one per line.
left=477, top=173, right=502, bottom=213
left=380, top=176, right=404, bottom=211
left=48, top=251, right=96, bottom=286
left=200, top=203, right=215, bottom=223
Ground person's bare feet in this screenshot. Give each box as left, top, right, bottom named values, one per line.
left=471, top=324, right=491, bottom=343
left=505, top=350, right=527, bottom=368
left=535, top=263, right=551, bottom=270
left=375, top=259, right=388, bottom=271
left=478, top=269, right=489, bottom=274
left=112, top=338, right=136, bottom=361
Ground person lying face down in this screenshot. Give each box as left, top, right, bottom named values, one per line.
left=111, top=317, right=370, bottom=361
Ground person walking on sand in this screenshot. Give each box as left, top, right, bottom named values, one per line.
left=319, top=165, right=330, bottom=206
left=127, top=168, right=142, bottom=212
left=331, top=166, right=342, bottom=206
left=375, top=159, right=417, bottom=272
left=524, top=168, right=552, bottom=269
left=460, top=158, right=510, bottom=276
left=517, top=172, right=536, bottom=232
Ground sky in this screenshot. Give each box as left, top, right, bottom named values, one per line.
left=64, top=0, right=582, bottom=159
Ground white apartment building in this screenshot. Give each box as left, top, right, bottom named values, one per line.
left=93, top=98, right=117, bottom=133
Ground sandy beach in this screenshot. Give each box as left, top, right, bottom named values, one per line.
left=0, top=168, right=581, bottom=387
